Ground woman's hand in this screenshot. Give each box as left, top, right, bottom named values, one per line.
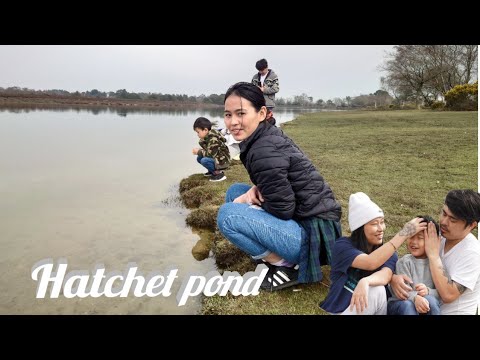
left=350, top=278, right=369, bottom=313
left=234, top=185, right=264, bottom=205
left=192, top=148, right=200, bottom=155
left=399, top=217, right=428, bottom=238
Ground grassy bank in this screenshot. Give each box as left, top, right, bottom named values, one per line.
left=179, top=110, right=478, bottom=315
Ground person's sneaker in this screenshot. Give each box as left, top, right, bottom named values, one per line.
left=209, top=172, right=226, bottom=182
left=260, top=265, right=299, bottom=291
left=203, top=172, right=212, bottom=177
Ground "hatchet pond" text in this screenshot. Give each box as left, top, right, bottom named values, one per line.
left=31, top=259, right=269, bottom=306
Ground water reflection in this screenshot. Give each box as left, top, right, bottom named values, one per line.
left=191, top=229, right=214, bottom=261
left=0, top=105, right=326, bottom=122
left=0, top=104, right=225, bottom=118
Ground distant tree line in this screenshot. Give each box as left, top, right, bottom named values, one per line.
left=380, top=45, right=478, bottom=109
left=275, top=90, right=394, bottom=109
left=0, top=87, right=227, bottom=105
left=0, top=86, right=395, bottom=110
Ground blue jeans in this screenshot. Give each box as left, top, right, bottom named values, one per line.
left=197, top=155, right=216, bottom=174
left=217, top=183, right=305, bottom=263
left=387, top=295, right=441, bottom=315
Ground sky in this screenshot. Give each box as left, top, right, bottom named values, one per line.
left=0, top=45, right=394, bottom=101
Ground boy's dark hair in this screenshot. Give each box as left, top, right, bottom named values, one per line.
left=255, top=59, right=268, bottom=71
left=417, top=215, right=440, bottom=234
left=445, top=189, right=480, bottom=228
left=224, top=82, right=266, bottom=111
left=193, top=117, right=212, bottom=131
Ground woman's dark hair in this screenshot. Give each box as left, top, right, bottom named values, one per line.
left=445, top=189, right=480, bottom=227
left=193, top=117, right=212, bottom=130
left=417, top=215, right=440, bottom=234
left=224, top=82, right=266, bottom=111
left=350, top=225, right=379, bottom=277
left=350, top=225, right=380, bottom=254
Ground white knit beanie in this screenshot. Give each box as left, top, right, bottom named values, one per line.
left=348, top=192, right=384, bottom=232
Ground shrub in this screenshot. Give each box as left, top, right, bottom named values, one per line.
left=445, top=82, right=478, bottom=111
left=431, top=101, right=445, bottom=110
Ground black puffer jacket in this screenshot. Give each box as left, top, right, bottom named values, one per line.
left=240, top=121, right=341, bottom=221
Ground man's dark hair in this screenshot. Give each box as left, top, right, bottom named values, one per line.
left=417, top=215, right=440, bottom=234
left=445, top=189, right=480, bottom=228
left=255, top=59, right=268, bottom=71
left=193, top=117, right=212, bottom=130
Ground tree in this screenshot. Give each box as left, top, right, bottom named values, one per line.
left=351, top=94, right=376, bottom=108
left=345, top=96, right=351, bottom=107
left=373, top=90, right=392, bottom=107
left=333, top=97, right=344, bottom=107
left=325, top=99, right=335, bottom=108
left=380, top=46, right=436, bottom=107
left=292, top=93, right=313, bottom=106
left=380, top=45, right=478, bottom=108
left=115, top=89, right=128, bottom=99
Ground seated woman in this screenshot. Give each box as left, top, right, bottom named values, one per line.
left=217, top=82, right=342, bottom=291
left=320, top=192, right=426, bottom=315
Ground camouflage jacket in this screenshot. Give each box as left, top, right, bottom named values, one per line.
left=198, top=129, right=231, bottom=170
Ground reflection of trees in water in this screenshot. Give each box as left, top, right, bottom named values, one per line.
left=0, top=105, right=318, bottom=120
left=0, top=105, right=225, bottom=117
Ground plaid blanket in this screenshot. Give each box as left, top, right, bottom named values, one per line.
left=298, top=217, right=342, bottom=283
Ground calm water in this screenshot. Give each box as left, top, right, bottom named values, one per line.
left=0, top=106, right=308, bottom=314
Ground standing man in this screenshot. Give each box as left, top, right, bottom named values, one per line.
left=390, top=189, right=480, bottom=315
left=251, top=58, right=279, bottom=125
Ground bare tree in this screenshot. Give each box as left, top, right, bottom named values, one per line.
left=379, top=45, right=478, bottom=107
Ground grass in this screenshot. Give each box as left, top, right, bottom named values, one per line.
left=179, top=110, right=478, bottom=315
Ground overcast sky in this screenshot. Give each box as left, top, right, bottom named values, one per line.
left=0, top=45, right=394, bottom=101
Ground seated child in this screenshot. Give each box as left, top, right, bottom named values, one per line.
left=192, top=117, right=230, bottom=182
left=218, top=128, right=241, bottom=161
left=387, top=215, right=441, bottom=315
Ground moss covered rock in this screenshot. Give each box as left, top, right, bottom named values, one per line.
left=186, top=205, right=219, bottom=230
left=212, top=231, right=255, bottom=274
left=181, top=187, right=215, bottom=208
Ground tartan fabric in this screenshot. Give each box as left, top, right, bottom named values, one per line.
left=298, top=217, right=342, bottom=283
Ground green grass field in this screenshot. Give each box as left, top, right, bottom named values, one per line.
left=181, top=110, right=478, bottom=315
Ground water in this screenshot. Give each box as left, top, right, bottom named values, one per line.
left=0, top=106, right=308, bottom=314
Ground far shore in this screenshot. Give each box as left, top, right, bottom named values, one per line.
left=0, top=95, right=334, bottom=112
left=0, top=95, right=223, bottom=110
